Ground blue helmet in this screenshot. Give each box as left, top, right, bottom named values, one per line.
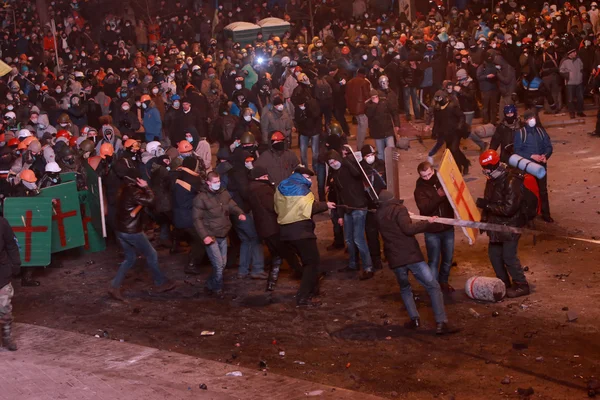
left=504, top=104, right=517, bottom=115
left=171, top=94, right=181, bottom=102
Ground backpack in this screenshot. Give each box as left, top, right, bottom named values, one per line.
left=315, top=78, right=332, bottom=102
left=520, top=173, right=540, bottom=224
left=222, top=115, right=237, bottom=142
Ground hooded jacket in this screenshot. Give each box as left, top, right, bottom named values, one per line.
left=0, top=216, right=21, bottom=289
left=192, top=186, right=244, bottom=239
left=480, top=168, right=524, bottom=242
left=414, top=174, right=454, bottom=233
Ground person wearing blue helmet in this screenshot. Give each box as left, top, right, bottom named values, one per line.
left=490, top=104, right=522, bottom=163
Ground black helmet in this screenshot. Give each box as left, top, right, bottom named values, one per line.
left=240, top=131, right=256, bottom=145
left=329, top=121, right=343, bottom=136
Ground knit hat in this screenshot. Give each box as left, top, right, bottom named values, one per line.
left=456, top=68, right=468, bottom=81
left=326, top=149, right=343, bottom=162
left=523, top=109, right=535, bottom=120
left=370, top=89, right=379, bottom=97
left=249, top=165, right=269, bottom=179
left=360, top=144, right=376, bottom=158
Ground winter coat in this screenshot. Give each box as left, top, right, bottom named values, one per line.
left=115, top=181, right=155, bottom=234
left=399, top=62, right=423, bottom=88
left=376, top=193, right=431, bottom=268
left=431, top=102, right=465, bottom=140
left=455, top=81, right=477, bottom=112
left=143, top=105, right=162, bottom=141
left=192, top=187, right=244, bottom=239
left=253, top=148, right=299, bottom=187
left=495, top=56, right=517, bottom=97
left=149, top=162, right=172, bottom=213
left=247, top=179, right=279, bottom=239
left=491, top=120, right=521, bottom=163
left=414, top=175, right=454, bottom=233
left=171, top=167, right=204, bottom=229
left=481, top=169, right=524, bottom=242
left=0, top=216, right=21, bottom=289
left=476, top=62, right=499, bottom=92
left=345, top=75, right=371, bottom=115
left=260, top=106, right=294, bottom=140
left=365, top=98, right=398, bottom=139
left=559, top=56, right=584, bottom=85
left=294, top=99, right=321, bottom=137
left=513, top=125, right=553, bottom=163
left=329, top=158, right=368, bottom=217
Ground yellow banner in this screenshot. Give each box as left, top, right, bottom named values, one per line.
left=0, top=60, right=12, bottom=77
left=437, top=149, right=481, bottom=245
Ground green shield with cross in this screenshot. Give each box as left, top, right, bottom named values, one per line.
left=4, top=197, right=53, bottom=267
left=78, top=190, right=106, bottom=253
left=40, top=181, right=85, bottom=253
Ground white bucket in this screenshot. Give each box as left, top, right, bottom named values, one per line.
left=465, top=276, right=506, bottom=302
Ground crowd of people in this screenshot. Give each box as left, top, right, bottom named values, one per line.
left=0, top=0, right=585, bottom=349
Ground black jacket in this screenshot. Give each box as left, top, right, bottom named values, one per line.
left=376, top=193, right=431, bottom=268
left=365, top=98, right=399, bottom=139
left=490, top=121, right=521, bottom=163
left=115, top=181, right=155, bottom=234
left=414, top=175, right=454, bottom=233
left=0, top=216, right=21, bottom=288
left=481, top=168, right=524, bottom=242
left=247, top=179, right=279, bottom=239
left=171, top=167, right=204, bottom=229
left=330, top=158, right=368, bottom=217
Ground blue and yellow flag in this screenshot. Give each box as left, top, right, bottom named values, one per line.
left=274, top=173, right=315, bottom=225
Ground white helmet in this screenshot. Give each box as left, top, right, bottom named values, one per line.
left=74, top=71, right=85, bottom=78
left=145, top=141, right=162, bottom=156
left=454, top=41, right=465, bottom=50
left=191, top=65, right=201, bottom=72
left=281, top=56, right=290, bottom=67
left=4, top=111, right=17, bottom=120
left=45, top=161, right=62, bottom=173
left=18, top=128, right=32, bottom=139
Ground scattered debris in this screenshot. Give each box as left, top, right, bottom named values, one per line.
left=492, top=311, right=499, bottom=317
left=199, top=384, right=208, bottom=390
left=383, top=319, right=391, bottom=326
left=524, top=331, right=537, bottom=339
left=235, top=343, right=241, bottom=347
left=225, top=371, right=243, bottom=377
left=567, top=310, right=578, bottom=322
left=380, top=313, right=388, bottom=318
left=272, top=340, right=277, bottom=345
left=390, top=391, right=399, bottom=397
left=279, top=350, right=286, bottom=357
left=520, top=304, right=529, bottom=310
left=512, top=343, right=528, bottom=350
left=517, top=387, right=534, bottom=396
left=535, top=356, right=544, bottom=362
left=85, top=260, right=95, bottom=265
left=588, top=379, right=599, bottom=397
left=200, top=331, right=215, bottom=336
left=294, top=361, right=306, bottom=365
left=501, top=376, right=511, bottom=385
left=259, top=360, right=267, bottom=369
left=562, top=307, right=569, bottom=311
left=555, top=272, right=572, bottom=279
left=305, top=390, right=324, bottom=396
left=346, top=363, right=351, bottom=368
left=132, top=307, right=141, bottom=314
left=469, top=308, right=481, bottom=318
left=385, top=336, right=392, bottom=340
left=523, top=266, right=529, bottom=272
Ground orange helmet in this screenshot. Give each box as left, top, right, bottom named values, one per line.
left=7, top=138, right=20, bottom=148
left=69, top=136, right=78, bottom=147
left=479, top=149, right=500, bottom=167
left=100, top=143, right=115, bottom=158
left=140, top=94, right=151, bottom=103
left=0, top=133, right=5, bottom=143
left=270, top=131, right=285, bottom=142
left=17, top=141, right=28, bottom=150
left=22, top=136, right=36, bottom=147
left=177, top=140, right=193, bottom=153
left=20, top=169, right=37, bottom=183
left=341, top=46, right=350, bottom=55
left=56, top=130, right=71, bottom=139
left=124, top=138, right=139, bottom=149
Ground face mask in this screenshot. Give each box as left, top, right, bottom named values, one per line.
left=23, top=181, right=37, bottom=190
left=60, top=123, right=68, bottom=127
left=275, top=104, right=284, bottom=111
left=7, top=105, right=14, bottom=111
left=173, top=101, right=180, bottom=109
left=136, top=101, right=141, bottom=107
left=65, top=157, right=75, bottom=165
left=505, top=115, right=516, bottom=124
left=243, top=115, right=251, bottom=122
left=329, top=160, right=341, bottom=170
left=299, top=105, right=306, bottom=110
left=245, top=162, right=253, bottom=170
left=56, top=88, right=62, bottom=93
left=362, top=54, right=368, bottom=60
left=272, top=141, right=285, bottom=151
left=122, top=105, right=130, bottom=111
left=152, top=88, right=159, bottom=94
left=527, top=118, right=536, bottom=127
left=235, top=83, right=242, bottom=90
left=210, top=182, right=220, bottom=191
left=142, top=103, right=148, bottom=109
left=365, top=155, right=375, bottom=164
left=186, top=137, right=193, bottom=143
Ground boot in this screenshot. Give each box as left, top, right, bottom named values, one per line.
left=2, top=322, right=18, bottom=351
left=266, top=264, right=280, bottom=292
left=372, top=257, right=384, bottom=271
left=184, top=263, right=202, bottom=275
left=506, top=282, right=530, bottom=298
left=21, top=269, right=40, bottom=287
left=436, top=322, right=460, bottom=335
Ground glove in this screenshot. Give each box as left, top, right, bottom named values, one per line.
left=476, top=198, right=489, bottom=209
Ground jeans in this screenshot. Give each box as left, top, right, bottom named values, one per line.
left=424, top=229, right=455, bottom=283
left=299, top=134, right=320, bottom=169
left=343, top=209, right=373, bottom=271
left=356, top=114, right=368, bottom=150
left=205, top=237, right=228, bottom=291
left=566, top=84, right=584, bottom=114
left=365, top=211, right=381, bottom=262
left=112, top=231, right=167, bottom=288
left=402, top=87, right=420, bottom=119
left=320, top=104, right=332, bottom=127
left=543, top=74, right=562, bottom=112
left=488, top=239, right=526, bottom=285
left=375, top=136, right=395, bottom=161
left=428, top=136, right=445, bottom=157
left=393, top=261, right=447, bottom=323
left=234, top=215, right=265, bottom=276
left=184, top=227, right=205, bottom=265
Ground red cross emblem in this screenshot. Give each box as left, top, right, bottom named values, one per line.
left=80, top=204, right=92, bottom=250
left=52, top=199, right=78, bottom=247
left=13, top=211, right=49, bottom=262
left=450, top=173, right=475, bottom=221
